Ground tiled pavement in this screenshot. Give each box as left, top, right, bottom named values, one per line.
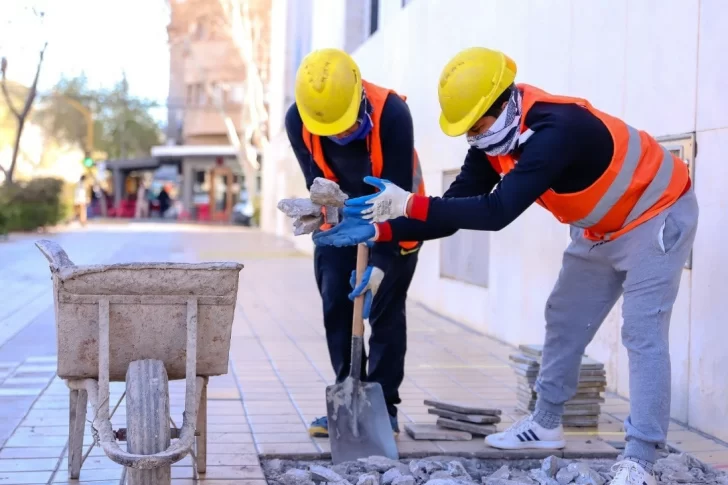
left=0, top=223, right=726, bottom=484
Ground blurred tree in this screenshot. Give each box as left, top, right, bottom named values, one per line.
left=0, top=41, right=47, bottom=185
left=37, top=74, right=163, bottom=160
left=95, top=75, right=163, bottom=160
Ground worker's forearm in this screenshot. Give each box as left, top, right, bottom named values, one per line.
left=403, top=193, right=516, bottom=232
left=375, top=217, right=458, bottom=243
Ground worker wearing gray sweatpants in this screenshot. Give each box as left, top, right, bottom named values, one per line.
left=535, top=187, right=699, bottom=464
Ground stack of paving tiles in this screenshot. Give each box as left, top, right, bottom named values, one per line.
left=405, top=400, right=502, bottom=441
left=510, top=344, right=606, bottom=427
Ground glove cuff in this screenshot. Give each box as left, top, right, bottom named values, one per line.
left=408, top=195, right=430, bottom=221
left=374, top=222, right=392, bottom=242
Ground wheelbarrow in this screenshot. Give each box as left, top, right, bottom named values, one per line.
left=36, top=240, right=244, bottom=485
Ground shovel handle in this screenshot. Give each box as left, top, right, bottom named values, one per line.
left=352, top=243, right=369, bottom=338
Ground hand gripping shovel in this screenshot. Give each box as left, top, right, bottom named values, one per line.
left=325, top=243, right=399, bottom=464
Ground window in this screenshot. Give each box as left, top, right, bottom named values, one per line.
left=656, top=132, right=696, bottom=269
left=438, top=170, right=490, bottom=287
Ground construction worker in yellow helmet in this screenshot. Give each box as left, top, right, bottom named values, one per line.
left=314, top=47, right=698, bottom=485
left=284, top=47, right=427, bottom=438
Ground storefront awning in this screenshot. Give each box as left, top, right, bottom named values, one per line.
left=150, top=145, right=238, bottom=159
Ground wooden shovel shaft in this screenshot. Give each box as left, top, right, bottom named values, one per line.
left=352, top=244, right=369, bottom=338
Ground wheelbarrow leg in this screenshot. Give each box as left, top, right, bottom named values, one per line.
left=196, top=377, right=208, bottom=474
left=68, top=387, right=88, bottom=479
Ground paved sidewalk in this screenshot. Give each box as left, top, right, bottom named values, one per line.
left=0, top=223, right=725, bottom=484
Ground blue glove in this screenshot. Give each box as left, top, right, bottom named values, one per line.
left=349, top=265, right=385, bottom=319
left=312, top=216, right=376, bottom=247
left=343, top=176, right=412, bottom=223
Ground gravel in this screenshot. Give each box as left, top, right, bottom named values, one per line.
left=262, top=453, right=728, bottom=485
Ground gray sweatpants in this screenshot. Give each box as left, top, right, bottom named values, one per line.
left=535, top=188, right=699, bottom=463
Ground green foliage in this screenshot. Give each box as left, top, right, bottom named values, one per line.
left=35, top=74, right=163, bottom=159
left=0, top=177, right=72, bottom=234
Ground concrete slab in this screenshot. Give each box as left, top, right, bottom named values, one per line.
left=404, top=424, right=472, bottom=441
left=423, top=400, right=502, bottom=416
left=436, top=418, right=497, bottom=436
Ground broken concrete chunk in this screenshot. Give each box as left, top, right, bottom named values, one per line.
left=293, top=214, right=323, bottom=235
left=485, top=466, right=511, bottom=481
left=391, top=476, right=416, bottom=485
left=310, top=177, right=348, bottom=207
left=555, top=467, right=578, bottom=485
left=541, top=456, right=570, bottom=478
left=528, top=468, right=560, bottom=485
left=445, top=461, right=473, bottom=481
left=423, top=479, right=474, bottom=485
left=310, top=464, right=346, bottom=483
left=567, top=463, right=604, bottom=485
left=435, top=418, right=497, bottom=436
left=404, top=423, right=472, bottom=441
left=278, top=198, right=322, bottom=218
left=382, top=468, right=403, bottom=485
left=357, top=472, right=381, bottom=485
left=428, top=408, right=501, bottom=424
left=358, top=456, right=404, bottom=473
left=508, top=469, right=538, bottom=485
left=282, top=468, right=314, bottom=485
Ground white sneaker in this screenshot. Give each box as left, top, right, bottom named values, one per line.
left=485, top=414, right=566, bottom=450
left=609, top=460, right=656, bottom=485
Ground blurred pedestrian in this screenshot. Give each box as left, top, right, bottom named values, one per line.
left=135, top=180, right=149, bottom=219
left=73, top=175, right=88, bottom=227
left=157, top=184, right=171, bottom=217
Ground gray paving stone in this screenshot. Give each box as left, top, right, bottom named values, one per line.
left=0, top=470, right=53, bottom=484
left=0, top=458, right=58, bottom=472
left=423, top=399, right=502, bottom=416
left=427, top=408, right=501, bottom=424
left=562, top=439, right=620, bottom=459
left=0, top=446, right=65, bottom=459
left=435, top=418, right=497, bottom=436
left=404, top=423, right=472, bottom=441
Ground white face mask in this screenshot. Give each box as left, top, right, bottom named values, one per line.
left=467, top=88, right=523, bottom=156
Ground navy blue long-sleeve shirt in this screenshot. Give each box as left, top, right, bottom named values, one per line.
left=285, top=92, right=415, bottom=271
left=385, top=101, right=614, bottom=241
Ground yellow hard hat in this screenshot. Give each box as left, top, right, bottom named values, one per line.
left=294, top=48, right=363, bottom=136
left=438, top=47, right=517, bottom=137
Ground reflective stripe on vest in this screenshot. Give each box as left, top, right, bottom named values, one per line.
left=300, top=80, right=426, bottom=251
left=486, top=84, right=689, bottom=241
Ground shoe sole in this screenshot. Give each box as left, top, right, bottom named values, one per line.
left=485, top=436, right=566, bottom=450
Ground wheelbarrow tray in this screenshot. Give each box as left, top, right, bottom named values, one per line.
left=46, top=252, right=243, bottom=381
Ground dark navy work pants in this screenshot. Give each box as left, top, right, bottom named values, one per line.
left=313, top=245, right=419, bottom=417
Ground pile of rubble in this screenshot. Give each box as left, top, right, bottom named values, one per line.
left=263, top=453, right=728, bottom=485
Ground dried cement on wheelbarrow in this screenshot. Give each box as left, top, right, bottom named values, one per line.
left=262, top=453, right=728, bottom=485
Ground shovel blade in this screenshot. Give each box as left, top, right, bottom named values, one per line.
left=325, top=378, right=399, bottom=464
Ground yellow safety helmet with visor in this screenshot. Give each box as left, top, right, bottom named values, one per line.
left=294, top=48, right=363, bottom=137
left=438, top=47, right=517, bottom=137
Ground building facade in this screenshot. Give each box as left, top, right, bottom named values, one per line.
left=261, top=0, right=728, bottom=442
left=158, top=0, right=272, bottom=219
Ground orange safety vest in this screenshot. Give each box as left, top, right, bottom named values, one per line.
left=487, top=84, right=690, bottom=241
left=302, top=80, right=426, bottom=252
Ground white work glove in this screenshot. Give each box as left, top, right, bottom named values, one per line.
left=343, top=176, right=413, bottom=223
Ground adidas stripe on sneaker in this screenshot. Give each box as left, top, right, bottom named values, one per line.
left=485, top=415, right=566, bottom=450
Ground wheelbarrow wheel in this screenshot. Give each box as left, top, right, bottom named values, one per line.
left=125, top=359, right=171, bottom=485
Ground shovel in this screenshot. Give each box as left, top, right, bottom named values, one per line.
left=325, top=243, right=399, bottom=464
